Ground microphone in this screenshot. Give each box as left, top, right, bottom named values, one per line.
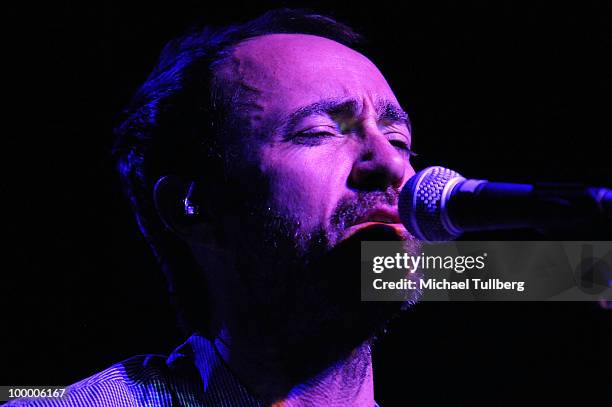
left=398, top=166, right=612, bottom=241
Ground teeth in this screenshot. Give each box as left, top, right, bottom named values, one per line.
left=365, top=217, right=393, bottom=223
left=353, top=209, right=400, bottom=226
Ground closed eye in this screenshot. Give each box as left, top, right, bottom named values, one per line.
left=289, top=128, right=340, bottom=146
left=304, top=131, right=336, bottom=138
left=388, top=138, right=417, bottom=157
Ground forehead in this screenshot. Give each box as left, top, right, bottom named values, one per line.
left=217, top=33, right=400, bottom=122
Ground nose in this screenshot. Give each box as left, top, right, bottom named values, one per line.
left=349, top=124, right=414, bottom=191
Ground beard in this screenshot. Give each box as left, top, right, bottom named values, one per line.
left=225, top=185, right=420, bottom=380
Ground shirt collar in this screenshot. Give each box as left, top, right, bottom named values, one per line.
left=167, top=333, right=262, bottom=406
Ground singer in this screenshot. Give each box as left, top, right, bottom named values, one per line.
left=8, top=8, right=419, bottom=407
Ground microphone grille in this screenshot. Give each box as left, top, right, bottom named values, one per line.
left=399, top=166, right=464, bottom=241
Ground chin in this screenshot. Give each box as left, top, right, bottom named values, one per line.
left=299, top=224, right=418, bottom=340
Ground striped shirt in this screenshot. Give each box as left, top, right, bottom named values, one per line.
left=5, top=334, right=380, bottom=406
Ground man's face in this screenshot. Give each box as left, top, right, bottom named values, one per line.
left=209, top=34, right=417, bottom=358
left=216, top=34, right=415, bottom=253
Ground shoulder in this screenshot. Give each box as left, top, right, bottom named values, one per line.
left=5, top=354, right=182, bottom=407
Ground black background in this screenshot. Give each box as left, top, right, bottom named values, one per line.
left=4, top=1, right=611, bottom=405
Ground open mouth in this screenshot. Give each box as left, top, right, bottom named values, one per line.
left=342, top=207, right=407, bottom=241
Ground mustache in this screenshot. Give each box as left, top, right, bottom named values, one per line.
left=330, top=186, right=400, bottom=231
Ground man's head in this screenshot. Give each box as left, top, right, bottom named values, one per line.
left=115, top=9, right=417, bottom=362
left=214, top=33, right=415, bottom=249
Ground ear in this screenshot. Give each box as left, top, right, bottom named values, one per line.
left=153, top=175, right=215, bottom=244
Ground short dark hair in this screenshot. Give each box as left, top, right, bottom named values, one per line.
left=113, top=9, right=363, bottom=336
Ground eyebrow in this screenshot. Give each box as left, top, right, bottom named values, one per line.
left=376, top=100, right=412, bottom=133
left=278, top=97, right=412, bottom=135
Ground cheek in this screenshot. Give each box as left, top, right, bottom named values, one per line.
left=260, top=143, right=355, bottom=228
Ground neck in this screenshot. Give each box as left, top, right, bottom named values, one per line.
left=191, top=242, right=377, bottom=406
left=214, top=331, right=375, bottom=407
